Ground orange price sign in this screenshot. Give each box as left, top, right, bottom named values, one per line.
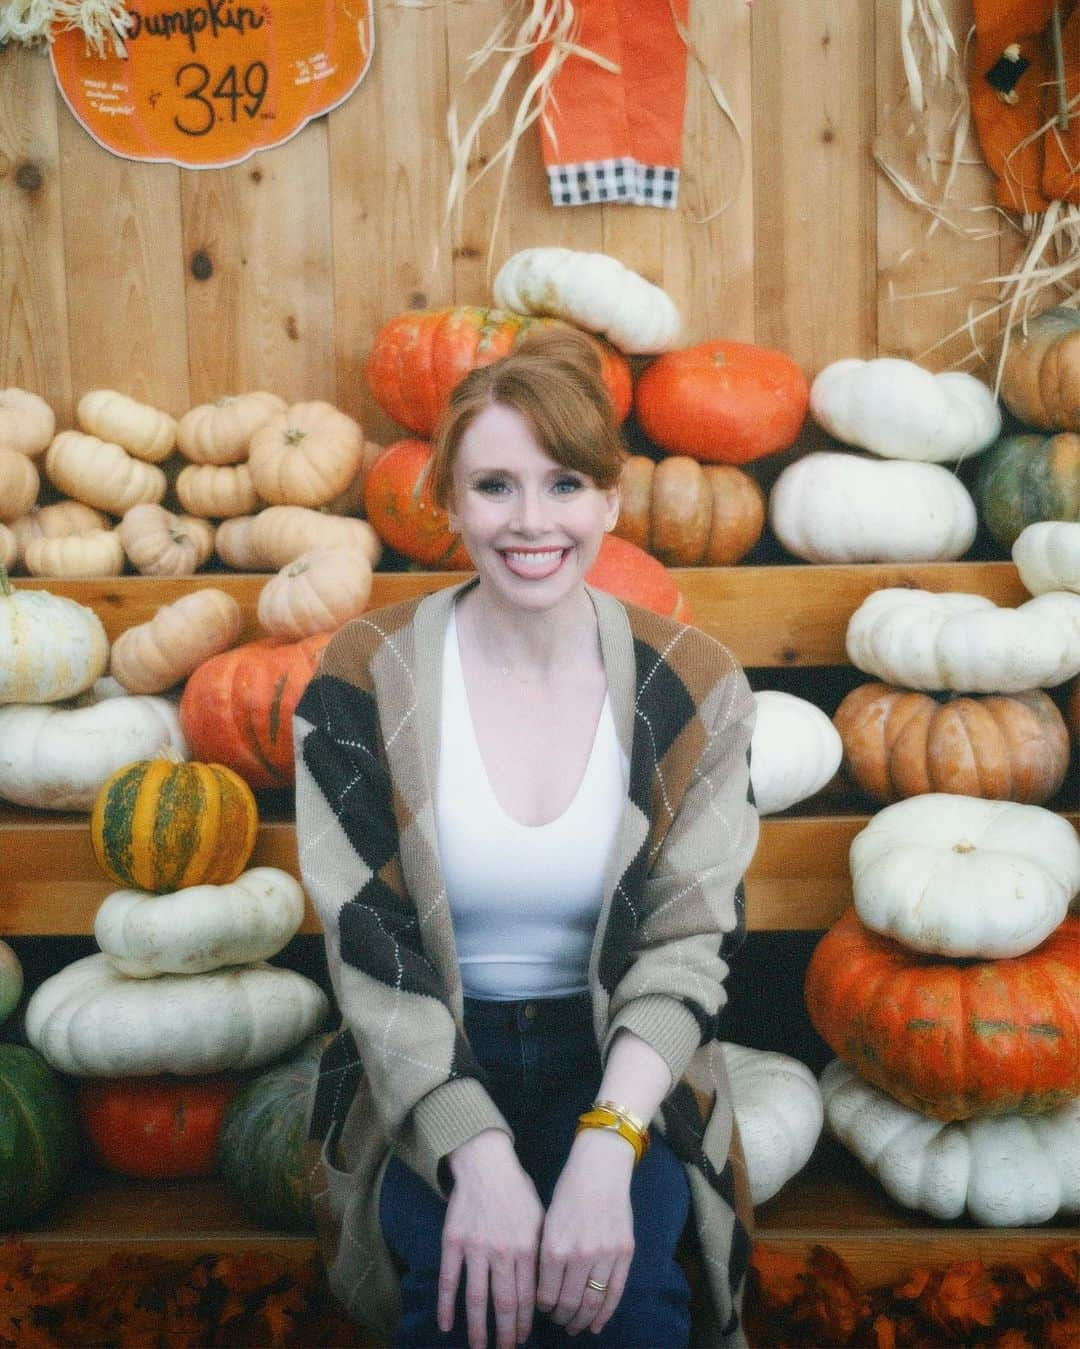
left=50, top=1, right=373, bottom=168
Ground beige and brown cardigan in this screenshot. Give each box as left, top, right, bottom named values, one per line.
left=293, top=580, right=760, bottom=1346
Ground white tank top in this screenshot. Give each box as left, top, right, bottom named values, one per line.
left=436, top=608, right=629, bottom=1000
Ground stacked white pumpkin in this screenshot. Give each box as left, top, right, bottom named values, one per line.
left=770, top=357, right=1001, bottom=563
left=807, top=576, right=1080, bottom=1227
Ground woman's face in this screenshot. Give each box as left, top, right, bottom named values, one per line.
left=450, top=402, right=620, bottom=615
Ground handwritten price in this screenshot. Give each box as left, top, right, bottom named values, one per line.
left=174, top=61, right=269, bottom=135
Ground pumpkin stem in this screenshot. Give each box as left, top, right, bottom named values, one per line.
left=953, top=840, right=976, bottom=854
left=155, top=743, right=188, bottom=765
left=284, top=427, right=307, bottom=446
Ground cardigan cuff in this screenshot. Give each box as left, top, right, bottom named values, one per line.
left=602, top=994, right=704, bottom=1090
left=410, top=1077, right=514, bottom=1198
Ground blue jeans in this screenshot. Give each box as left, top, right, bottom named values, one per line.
left=379, top=993, right=692, bottom=1348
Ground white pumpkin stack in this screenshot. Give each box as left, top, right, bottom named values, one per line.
left=769, top=356, right=1001, bottom=563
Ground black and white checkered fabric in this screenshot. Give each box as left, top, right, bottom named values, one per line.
left=547, top=158, right=680, bottom=207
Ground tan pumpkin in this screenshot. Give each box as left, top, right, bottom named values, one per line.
left=176, top=462, right=261, bottom=519
left=77, top=390, right=177, bottom=464
left=0, top=524, right=16, bottom=572
left=11, top=503, right=111, bottom=562
left=0, top=447, right=40, bottom=523
left=249, top=506, right=381, bottom=570
left=45, top=431, right=167, bottom=514
left=834, top=682, right=1071, bottom=806
left=119, top=504, right=215, bottom=577
left=23, top=529, right=126, bottom=579
left=214, top=516, right=261, bottom=571
left=247, top=402, right=365, bottom=508
left=0, top=389, right=55, bottom=457
left=176, top=392, right=287, bottom=465
left=615, top=455, right=765, bottom=565
left=327, top=440, right=385, bottom=516
left=257, top=546, right=373, bottom=639
left=110, top=589, right=243, bottom=694
left=997, top=307, right=1080, bottom=432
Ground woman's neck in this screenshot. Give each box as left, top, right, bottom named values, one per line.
left=456, top=583, right=601, bottom=680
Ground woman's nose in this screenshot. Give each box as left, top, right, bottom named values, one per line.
left=514, top=487, right=548, bottom=532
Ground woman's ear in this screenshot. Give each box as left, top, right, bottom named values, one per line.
left=603, top=484, right=621, bottom=532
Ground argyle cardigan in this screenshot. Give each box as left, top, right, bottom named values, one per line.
left=293, top=580, right=759, bottom=1345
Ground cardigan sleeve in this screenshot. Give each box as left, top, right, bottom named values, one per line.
left=294, top=662, right=511, bottom=1197
left=601, top=656, right=759, bottom=1090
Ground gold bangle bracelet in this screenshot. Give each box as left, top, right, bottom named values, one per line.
left=593, top=1098, right=649, bottom=1137
left=575, top=1107, right=649, bottom=1164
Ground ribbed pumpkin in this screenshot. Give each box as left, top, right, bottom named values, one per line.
left=997, top=306, right=1080, bottom=432
left=366, top=307, right=632, bottom=435
left=614, top=455, right=765, bottom=565
left=833, top=682, right=1070, bottom=805
left=363, top=438, right=472, bottom=567
left=805, top=909, right=1080, bottom=1120
left=975, top=431, right=1080, bottom=550
left=90, top=757, right=258, bottom=893
left=217, top=1034, right=326, bottom=1229
left=586, top=533, right=692, bottom=622
left=77, top=1075, right=239, bottom=1178
left=0, top=1044, right=77, bottom=1224
left=178, top=632, right=331, bottom=789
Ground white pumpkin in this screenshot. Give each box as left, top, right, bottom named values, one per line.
left=25, top=953, right=329, bottom=1076
left=493, top=247, right=681, bottom=354
left=809, top=358, right=1001, bottom=462
left=845, top=587, right=1080, bottom=692
left=0, top=680, right=187, bottom=809
left=721, top=1043, right=824, bottom=1205
left=851, top=794, right=1080, bottom=958
left=0, top=576, right=108, bottom=704
left=77, top=389, right=177, bottom=464
left=767, top=452, right=977, bottom=563
left=1013, top=521, right=1080, bottom=596
left=821, top=1060, right=1080, bottom=1226
left=95, top=867, right=306, bottom=977
left=750, top=691, right=842, bottom=815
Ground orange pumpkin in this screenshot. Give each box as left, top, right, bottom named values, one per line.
left=833, top=682, right=1071, bottom=805
left=366, top=307, right=632, bottom=435
left=178, top=632, right=331, bottom=789
left=634, top=340, right=809, bottom=463
left=77, top=1075, right=239, bottom=1178
left=586, top=533, right=691, bottom=623
left=805, top=909, right=1080, bottom=1120
left=615, top=455, right=765, bottom=565
left=363, top=439, right=471, bottom=568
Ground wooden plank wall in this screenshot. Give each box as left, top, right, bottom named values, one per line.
left=1, top=0, right=1009, bottom=445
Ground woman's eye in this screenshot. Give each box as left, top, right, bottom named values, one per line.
left=475, top=478, right=509, bottom=495
left=553, top=477, right=584, bottom=494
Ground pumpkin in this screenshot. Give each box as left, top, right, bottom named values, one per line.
left=95, top=867, right=306, bottom=977
left=178, top=631, right=332, bottom=788
left=0, top=523, right=16, bottom=573
left=45, top=430, right=167, bottom=514
left=833, top=682, right=1071, bottom=805
left=176, top=462, right=262, bottom=519
left=1012, top=520, right=1080, bottom=595
left=997, top=305, right=1080, bottom=431
left=215, top=515, right=261, bottom=570
left=25, top=953, right=329, bottom=1076
left=328, top=440, right=386, bottom=516
left=0, top=681, right=187, bottom=810
left=0, top=939, right=23, bottom=1026
left=12, top=502, right=111, bottom=560
left=110, top=588, right=243, bottom=695
left=821, top=1059, right=1080, bottom=1227
left=614, top=456, right=765, bottom=566
left=0, top=1044, right=76, bottom=1225
left=976, top=431, right=1080, bottom=550
left=217, top=1034, right=325, bottom=1229
left=258, top=546, right=373, bottom=639
left=586, top=533, right=691, bottom=622
left=634, top=340, right=809, bottom=464
left=77, top=1075, right=239, bottom=1178
left=845, top=587, right=1080, bottom=693
left=492, top=247, right=682, bottom=354
left=849, top=793, right=1080, bottom=958
left=249, top=505, right=382, bottom=571
left=0, top=568, right=108, bottom=704
left=91, top=755, right=258, bottom=893
left=119, top=503, right=215, bottom=576
left=0, top=388, right=54, bottom=457
left=366, top=307, right=632, bottom=435
left=750, top=691, right=842, bottom=815
left=77, top=389, right=177, bottom=463
left=176, top=391, right=287, bottom=465
left=247, top=401, right=365, bottom=509
left=363, top=438, right=472, bottom=568
left=768, top=452, right=977, bottom=563
left=23, top=527, right=125, bottom=578
left=808, top=358, right=1000, bottom=462
left=0, top=446, right=40, bottom=522
left=804, top=908, right=1080, bottom=1119
left=721, top=1043, right=823, bottom=1206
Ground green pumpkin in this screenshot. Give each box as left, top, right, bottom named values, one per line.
left=976, top=431, right=1080, bottom=550
left=217, top=1034, right=326, bottom=1230
left=0, top=941, right=22, bottom=1027
left=0, top=1044, right=77, bottom=1225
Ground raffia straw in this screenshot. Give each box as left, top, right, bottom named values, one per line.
left=0, top=1, right=131, bottom=56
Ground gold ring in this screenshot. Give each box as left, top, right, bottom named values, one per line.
left=585, top=1278, right=609, bottom=1294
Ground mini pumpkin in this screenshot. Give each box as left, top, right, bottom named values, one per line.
left=78, top=1075, right=239, bottom=1179
left=11, top=502, right=111, bottom=561
left=176, top=462, right=262, bottom=518
left=258, top=546, right=373, bottom=639
left=119, top=503, right=215, bottom=576
left=45, top=430, right=167, bottom=514
left=247, top=401, right=365, bottom=508
left=109, top=588, right=243, bottom=694
left=615, top=456, right=765, bottom=566
left=1012, top=520, right=1080, bottom=595
left=23, top=528, right=125, bottom=578
left=0, top=446, right=40, bottom=523
left=0, top=570, right=108, bottom=704
left=249, top=505, right=382, bottom=571
left=0, top=388, right=54, bottom=457
left=77, top=389, right=177, bottom=463
left=976, top=430, right=1080, bottom=550
left=176, top=391, right=287, bottom=465
left=721, top=1043, right=823, bottom=1206
left=997, top=305, right=1080, bottom=432
left=215, top=515, right=261, bottom=570
left=750, top=690, right=843, bottom=815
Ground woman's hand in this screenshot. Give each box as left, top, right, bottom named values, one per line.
left=536, top=1127, right=636, bottom=1336
left=441, top=1129, right=545, bottom=1349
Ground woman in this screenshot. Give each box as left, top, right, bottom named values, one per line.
left=294, top=327, right=759, bottom=1349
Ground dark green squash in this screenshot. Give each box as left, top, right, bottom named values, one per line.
left=0, top=1044, right=77, bottom=1226
left=976, top=431, right=1080, bottom=550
